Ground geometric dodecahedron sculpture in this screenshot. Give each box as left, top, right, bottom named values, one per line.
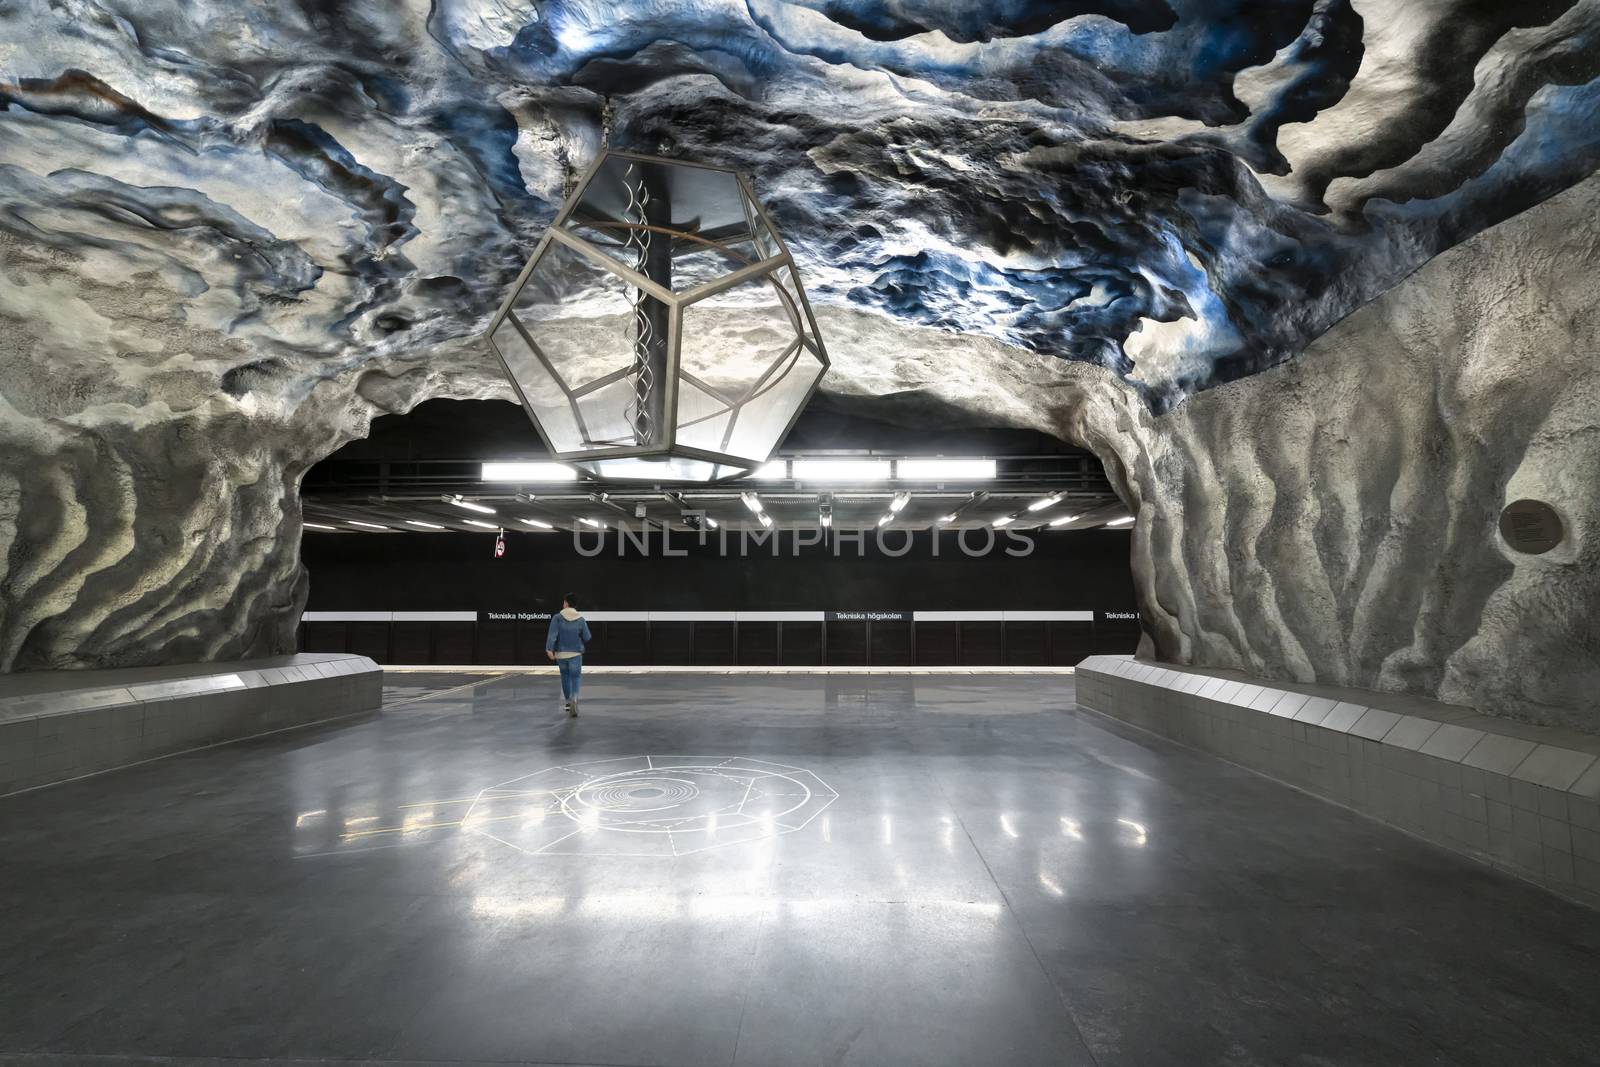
left=485, top=150, right=829, bottom=482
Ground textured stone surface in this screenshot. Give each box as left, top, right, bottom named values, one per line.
left=1095, top=174, right=1600, bottom=728
left=4, top=2, right=1598, bottom=403
left=0, top=224, right=511, bottom=668
left=0, top=3, right=1598, bottom=725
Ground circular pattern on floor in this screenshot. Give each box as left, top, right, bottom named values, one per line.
left=462, top=756, right=839, bottom=857
left=574, top=775, right=700, bottom=812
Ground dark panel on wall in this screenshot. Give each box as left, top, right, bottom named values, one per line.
left=434, top=622, right=475, bottom=664
left=780, top=623, right=823, bottom=665
left=515, top=621, right=547, bottom=665
left=601, top=622, right=648, bottom=665
left=738, top=623, right=780, bottom=666
left=871, top=621, right=913, bottom=666
left=960, top=622, right=1004, bottom=665
left=477, top=620, right=516, bottom=665
left=827, top=621, right=868, bottom=666
left=304, top=622, right=346, bottom=654
left=391, top=623, right=431, bottom=664
left=347, top=621, right=390, bottom=662
left=650, top=623, right=692, bottom=665
left=916, top=622, right=958, bottom=665
left=693, top=622, right=737, bottom=665
left=1005, top=622, right=1048, bottom=666
left=301, top=529, right=1136, bottom=616
left=1051, top=621, right=1097, bottom=664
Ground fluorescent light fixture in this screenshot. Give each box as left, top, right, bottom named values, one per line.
left=1026, top=494, right=1062, bottom=512
left=1048, top=514, right=1080, bottom=527
left=303, top=522, right=336, bottom=531
left=740, top=492, right=764, bottom=514
left=791, top=459, right=891, bottom=482
left=889, top=491, right=910, bottom=513
left=938, top=514, right=957, bottom=524
left=1107, top=516, right=1134, bottom=526
left=447, top=495, right=496, bottom=515
left=463, top=519, right=499, bottom=530
left=518, top=518, right=554, bottom=530
left=758, top=512, right=773, bottom=528
left=896, top=458, right=996, bottom=481
left=877, top=513, right=893, bottom=526
left=348, top=520, right=389, bottom=530
left=405, top=519, right=445, bottom=529
left=752, top=459, right=788, bottom=479
left=992, top=515, right=1015, bottom=528
left=480, top=462, right=576, bottom=482
left=705, top=516, right=720, bottom=529
left=819, top=512, right=832, bottom=528
left=578, top=517, right=606, bottom=529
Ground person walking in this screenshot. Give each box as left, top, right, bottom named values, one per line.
left=545, top=593, right=592, bottom=717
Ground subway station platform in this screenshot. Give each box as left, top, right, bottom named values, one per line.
left=2, top=673, right=1598, bottom=1065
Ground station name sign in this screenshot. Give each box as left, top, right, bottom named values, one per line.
left=824, top=610, right=910, bottom=622
left=484, top=611, right=553, bottom=622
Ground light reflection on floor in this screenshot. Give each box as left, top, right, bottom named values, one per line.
left=296, top=754, right=838, bottom=859
left=6, top=673, right=1600, bottom=1067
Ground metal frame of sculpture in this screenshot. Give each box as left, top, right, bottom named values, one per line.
left=485, top=150, right=829, bottom=482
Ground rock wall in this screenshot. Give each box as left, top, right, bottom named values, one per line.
left=0, top=229, right=514, bottom=670
left=1083, top=173, right=1600, bottom=729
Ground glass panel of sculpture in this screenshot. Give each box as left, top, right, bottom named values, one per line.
left=490, top=151, right=828, bottom=481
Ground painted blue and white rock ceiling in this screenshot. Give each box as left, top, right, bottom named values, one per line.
left=1, top=2, right=1597, bottom=721
left=7, top=0, right=1600, bottom=400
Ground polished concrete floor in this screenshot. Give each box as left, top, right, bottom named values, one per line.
left=3, top=673, right=1600, bottom=1066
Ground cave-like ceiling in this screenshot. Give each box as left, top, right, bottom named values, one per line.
left=4, top=0, right=1599, bottom=410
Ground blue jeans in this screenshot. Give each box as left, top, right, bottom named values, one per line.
left=557, top=656, right=582, bottom=700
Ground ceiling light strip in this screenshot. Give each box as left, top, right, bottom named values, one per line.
left=446, top=495, right=497, bottom=514
left=481, top=462, right=578, bottom=482
left=791, top=459, right=891, bottom=482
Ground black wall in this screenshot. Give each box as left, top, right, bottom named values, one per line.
left=302, top=527, right=1135, bottom=613
left=299, top=527, right=1140, bottom=666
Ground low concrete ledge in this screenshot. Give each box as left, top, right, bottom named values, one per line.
left=0, top=654, right=382, bottom=795
left=1076, top=655, right=1600, bottom=907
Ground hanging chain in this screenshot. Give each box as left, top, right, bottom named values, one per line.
left=622, top=162, right=656, bottom=444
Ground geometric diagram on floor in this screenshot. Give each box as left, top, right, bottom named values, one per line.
left=460, top=755, right=838, bottom=857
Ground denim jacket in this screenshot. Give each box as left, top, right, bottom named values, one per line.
left=546, top=608, right=591, bottom=657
